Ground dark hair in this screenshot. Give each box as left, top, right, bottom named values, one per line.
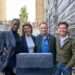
left=58, top=22, right=69, bottom=28
left=12, top=18, right=20, bottom=25
left=22, top=23, right=33, bottom=36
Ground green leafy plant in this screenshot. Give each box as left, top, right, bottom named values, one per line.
left=19, top=6, right=28, bottom=24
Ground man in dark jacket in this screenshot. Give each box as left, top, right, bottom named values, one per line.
left=3, top=18, right=21, bottom=75
left=36, top=22, right=56, bottom=65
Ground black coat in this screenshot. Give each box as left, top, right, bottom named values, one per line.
left=7, top=31, right=21, bottom=68
left=20, top=35, right=36, bottom=53
left=0, top=31, right=21, bottom=71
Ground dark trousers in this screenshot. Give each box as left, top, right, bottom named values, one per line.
left=53, top=64, right=72, bottom=75
left=3, top=66, right=16, bottom=75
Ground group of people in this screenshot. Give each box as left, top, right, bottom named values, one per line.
left=1, top=18, right=75, bottom=75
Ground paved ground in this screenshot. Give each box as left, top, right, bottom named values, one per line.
left=0, top=72, right=4, bottom=75
left=72, top=72, right=75, bottom=75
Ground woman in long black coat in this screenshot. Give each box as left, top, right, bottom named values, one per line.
left=20, top=23, right=36, bottom=53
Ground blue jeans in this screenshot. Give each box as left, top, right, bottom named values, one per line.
left=53, top=64, right=72, bottom=75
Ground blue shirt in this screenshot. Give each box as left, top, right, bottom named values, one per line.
left=41, top=36, right=49, bottom=53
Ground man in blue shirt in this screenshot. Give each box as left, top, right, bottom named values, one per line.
left=36, top=22, right=56, bottom=64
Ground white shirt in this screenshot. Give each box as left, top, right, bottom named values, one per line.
left=25, top=36, right=35, bottom=53
left=59, top=35, right=69, bottom=47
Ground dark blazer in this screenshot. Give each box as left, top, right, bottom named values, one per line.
left=7, top=31, right=21, bottom=68
left=0, top=31, right=17, bottom=71
left=35, top=34, right=56, bottom=64
left=20, top=35, right=36, bottom=53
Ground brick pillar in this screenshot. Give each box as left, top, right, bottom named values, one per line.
left=0, top=0, right=6, bottom=21
left=36, top=0, right=44, bottom=25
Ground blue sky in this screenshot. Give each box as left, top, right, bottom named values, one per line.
left=6, top=0, right=36, bottom=22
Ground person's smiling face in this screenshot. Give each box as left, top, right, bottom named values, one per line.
left=40, top=23, right=48, bottom=36
left=58, top=24, right=68, bottom=37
